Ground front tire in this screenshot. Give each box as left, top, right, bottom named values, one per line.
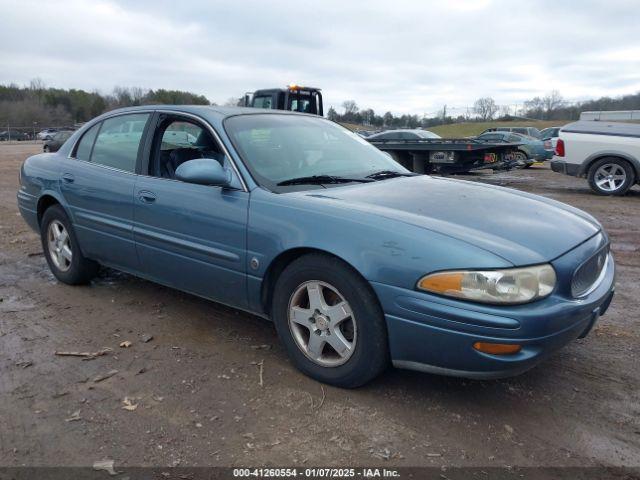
left=40, top=205, right=99, bottom=285
left=43, top=145, right=50, bottom=152
left=272, top=253, right=389, bottom=388
left=588, top=157, right=635, bottom=196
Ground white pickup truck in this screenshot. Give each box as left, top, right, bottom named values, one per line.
left=551, top=121, right=640, bottom=195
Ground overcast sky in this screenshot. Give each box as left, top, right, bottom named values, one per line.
left=1, top=0, right=639, bottom=116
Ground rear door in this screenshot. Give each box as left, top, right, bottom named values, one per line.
left=60, top=112, right=151, bottom=270
left=132, top=114, right=249, bottom=308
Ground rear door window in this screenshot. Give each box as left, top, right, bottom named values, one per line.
left=90, top=114, right=150, bottom=172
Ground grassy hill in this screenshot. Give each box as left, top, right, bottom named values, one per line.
left=428, top=120, right=568, bottom=138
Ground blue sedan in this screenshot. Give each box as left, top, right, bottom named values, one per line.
left=17, top=106, right=615, bottom=387
left=477, top=131, right=554, bottom=165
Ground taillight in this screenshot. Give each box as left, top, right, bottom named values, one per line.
left=555, top=139, right=565, bottom=157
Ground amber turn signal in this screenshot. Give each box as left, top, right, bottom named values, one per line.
left=418, top=272, right=463, bottom=294
left=473, top=342, right=522, bottom=355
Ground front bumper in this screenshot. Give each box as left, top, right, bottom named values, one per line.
left=371, top=237, right=615, bottom=379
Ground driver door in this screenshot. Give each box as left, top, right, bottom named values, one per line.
left=133, top=114, right=249, bottom=308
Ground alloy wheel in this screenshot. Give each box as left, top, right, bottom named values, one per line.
left=287, top=280, right=357, bottom=367
left=595, top=163, right=626, bottom=192
left=47, top=220, right=73, bottom=271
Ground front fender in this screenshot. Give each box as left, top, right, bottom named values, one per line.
left=247, top=188, right=511, bottom=312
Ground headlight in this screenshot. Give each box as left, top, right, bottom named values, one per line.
left=417, top=264, right=556, bottom=304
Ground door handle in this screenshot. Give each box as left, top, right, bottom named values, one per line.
left=138, top=190, right=157, bottom=203
left=62, top=173, right=75, bottom=183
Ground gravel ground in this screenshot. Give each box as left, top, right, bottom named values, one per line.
left=0, top=143, right=638, bottom=469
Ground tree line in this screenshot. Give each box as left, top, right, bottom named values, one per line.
left=0, top=79, right=212, bottom=128
left=2, top=79, right=640, bottom=129
left=329, top=90, right=640, bottom=128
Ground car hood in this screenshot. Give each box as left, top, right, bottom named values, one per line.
left=296, top=176, right=601, bottom=265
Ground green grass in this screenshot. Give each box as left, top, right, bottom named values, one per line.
left=428, top=120, right=569, bottom=138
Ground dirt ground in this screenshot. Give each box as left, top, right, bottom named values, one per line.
left=0, top=143, right=638, bottom=469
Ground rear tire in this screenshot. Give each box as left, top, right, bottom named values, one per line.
left=587, top=157, right=635, bottom=196
left=43, top=145, right=50, bottom=153
left=40, top=204, right=98, bottom=285
left=272, top=253, right=389, bottom=388
left=513, top=150, right=529, bottom=168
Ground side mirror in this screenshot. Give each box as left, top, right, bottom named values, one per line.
left=175, top=159, right=231, bottom=187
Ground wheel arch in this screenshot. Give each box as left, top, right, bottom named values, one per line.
left=36, top=192, right=68, bottom=227
left=260, top=247, right=379, bottom=317
left=581, top=152, right=640, bottom=181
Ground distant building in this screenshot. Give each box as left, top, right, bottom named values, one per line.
left=580, top=110, right=640, bottom=121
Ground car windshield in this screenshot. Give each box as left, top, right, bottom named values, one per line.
left=225, top=114, right=409, bottom=191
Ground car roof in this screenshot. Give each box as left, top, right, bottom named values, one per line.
left=100, top=105, right=312, bottom=122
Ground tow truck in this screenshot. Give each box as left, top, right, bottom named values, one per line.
left=244, top=85, right=323, bottom=116
left=246, top=84, right=523, bottom=173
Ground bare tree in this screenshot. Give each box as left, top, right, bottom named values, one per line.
left=473, top=97, right=498, bottom=121
left=361, top=108, right=375, bottom=125
left=29, top=78, right=45, bottom=92
left=342, top=100, right=358, bottom=115
left=524, top=96, right=544, bottom=119
left=130, top=87, right=147, bottom=105
left=224, top=96, right=243, bottom=107
left=542, top=90, right=564, bottom=117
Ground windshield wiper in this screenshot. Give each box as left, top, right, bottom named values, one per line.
left=277, top=175, right=373, bottom=186
left=366, top=170, right=417, bottom=180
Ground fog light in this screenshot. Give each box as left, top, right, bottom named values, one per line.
left=473, top=342, right=522, bottom=355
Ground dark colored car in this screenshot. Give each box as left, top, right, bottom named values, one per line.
left=17, top=106, right=615, bottom=387
left=367, top=129, right=441, bottom=141
left=43, top=130, right=74, bottom=152
left=0, top=130, right=30, bottom=141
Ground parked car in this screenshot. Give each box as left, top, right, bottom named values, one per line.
left=481, top=126, right=542, bottom=139
left=37, top=128, right=59, bottom=140
left=476, top=131, right=552, bottom=166
left=367, top=129, right=441, bottom=140
left=43, top=130, right=74, bottom=152
left=354, top=129, right=380, bottom=138
left=17, top=106, right=615, bottom=387
left=0, top=130, right=30, bottom=141
left=551, top=121, right=640, bottom=195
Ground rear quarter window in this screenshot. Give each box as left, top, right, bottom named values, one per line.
left=74, top=123, right=100, bottom=161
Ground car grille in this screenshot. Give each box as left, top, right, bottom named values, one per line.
left=572, top=246, right=610, bottom=298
